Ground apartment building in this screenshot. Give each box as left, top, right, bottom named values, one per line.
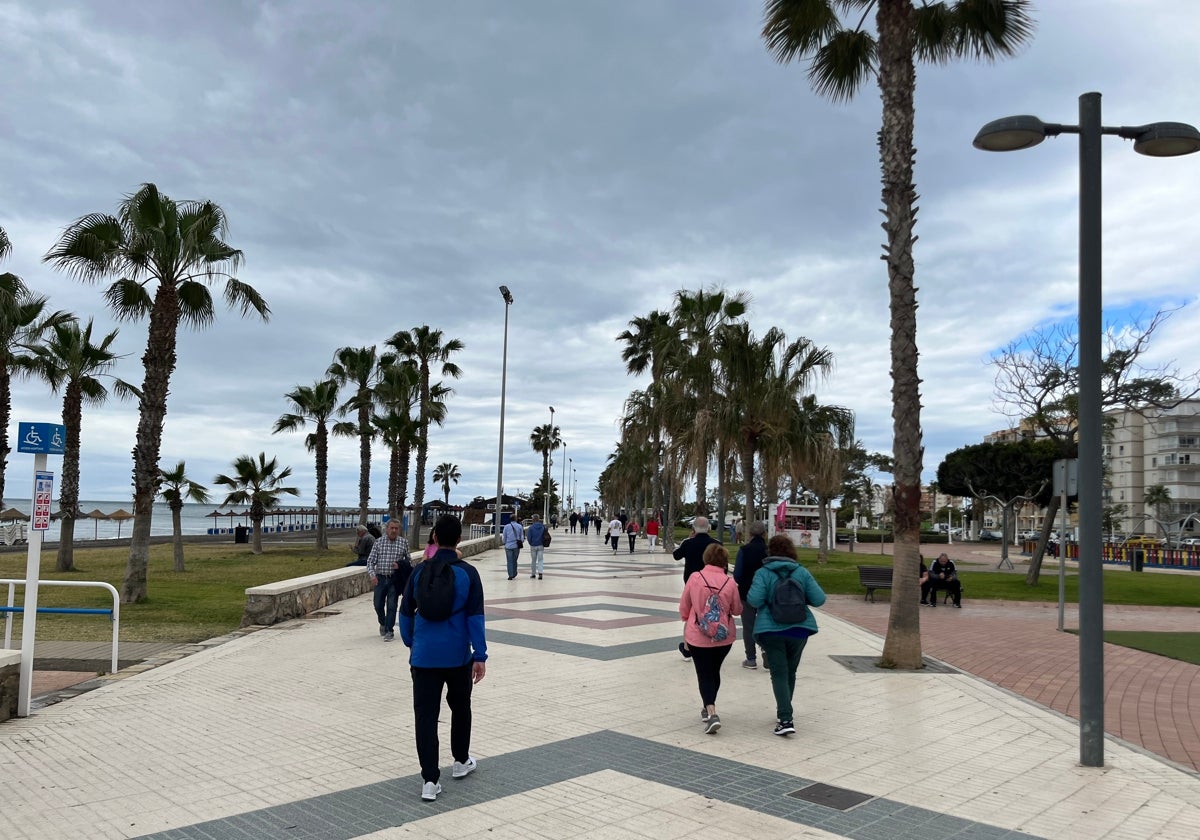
left=1105, top=400, right=1200, bottom=538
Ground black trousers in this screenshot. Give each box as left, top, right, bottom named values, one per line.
left=690, top=643, right=733, bottom=707
left=924, top=577, right=962, bottom=605
left=412, top=663, right=474, bottom=783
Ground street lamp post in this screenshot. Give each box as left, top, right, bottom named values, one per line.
left=546, top=406, right=555, bottom=524
left=561, top=442, right=568, bottom=521
left=495, top=286, right=514, bottom=546
left=975, top=93, right=1200, bottom=768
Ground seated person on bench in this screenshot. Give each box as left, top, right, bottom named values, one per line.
left=923, top=553, right=961, bottom=608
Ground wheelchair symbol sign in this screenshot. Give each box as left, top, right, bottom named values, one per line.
left=17, top=422, right=67, bottom=455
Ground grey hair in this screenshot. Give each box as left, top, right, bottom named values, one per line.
left=693, top=516, right=710, bottom=533
left=748, top=520, right=766, bottom=536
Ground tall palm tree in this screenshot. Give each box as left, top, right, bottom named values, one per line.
left=715, top=322, right=835, bottom=528
left=762, top=0, right=1035, bottom=669
left=669, top=287, right=750, bottom=514
left=30, top=318, right=133, bottom=572
left=1142, top=484, right=1171, bottom=537
left=529, top=423, right=562, bottom=518
left=388, top=326, right=464, bottom=545
left=273, top=379, right=340, bottom=550
left=433, top=462, right=461, bottom=506
left=0, top=262, right=72, bottom=505
left=44, top=183, right=269, bottom=603
left=158, top=461, right=209, bottom=572
left=327, top=346, right=389, bottom=525
left=213, top=453, right=299, bottom=555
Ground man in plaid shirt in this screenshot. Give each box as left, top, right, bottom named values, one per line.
left=367, top=519, right=412, bottom=641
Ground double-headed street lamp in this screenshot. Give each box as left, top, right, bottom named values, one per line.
left=975, top=92, right=1200, bottom=768
left=495, top=286, right=514, bottom=546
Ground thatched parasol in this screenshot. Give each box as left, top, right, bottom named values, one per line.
left=84, top=508, right=109, bottom=539
left=108, top=508, right=134, bottom=538
left=0, top=507, right=28, bottom=522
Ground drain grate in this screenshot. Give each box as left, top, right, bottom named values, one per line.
left=787, top=782, right=874, bottom=811
left=829, top=654, right=958, bottom=674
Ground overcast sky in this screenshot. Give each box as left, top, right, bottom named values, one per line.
left=2, top=1, right=1198, bottom=510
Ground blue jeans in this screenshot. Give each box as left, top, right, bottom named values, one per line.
left=529, top=545, right=544, bottom=575
left=373, top=576, right=399, bottom=632
left=505, top=546, right=520, bottom=578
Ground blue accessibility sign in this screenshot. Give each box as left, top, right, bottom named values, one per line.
left=17, top=422, right=67, bottom=455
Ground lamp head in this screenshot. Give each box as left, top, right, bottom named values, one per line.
left=974, top=115, right=1050, bottom=152
left=1131, top=122, right=1200, bottom=157
left=499, top=285, right=513, bottom=304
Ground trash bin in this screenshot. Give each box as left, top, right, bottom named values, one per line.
left=234, top=526, right=249, bottom=544
left=1131, top=549, right=1144, bottom=573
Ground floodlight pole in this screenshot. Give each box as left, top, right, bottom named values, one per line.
left=495, top=286, right=513, bottom=546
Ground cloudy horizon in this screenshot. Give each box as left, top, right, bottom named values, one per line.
left=2, top=1, right=1197, bottom=511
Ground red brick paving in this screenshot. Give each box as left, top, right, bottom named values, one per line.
left=821, top=594, right=1200, bottom=772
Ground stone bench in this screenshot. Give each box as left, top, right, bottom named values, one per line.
left=241, top=536, right=495, bottom=627
left=0, top=649, right=21, bottom=722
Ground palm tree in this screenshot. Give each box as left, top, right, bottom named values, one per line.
left=529, top=423, right=562, bottom=518
left=433, top=462, right=461, bottom=506
left=30, top=318, right=133, bottom=572
left=158, top=461, right=209, bottom=572
left=44, top=184, right=270, bottom=603
left=0, top=257, right=73, bottom=505
left=761, top=0, right=1035, bottom=669
left=327, top=346, right=389, bottom=525
left=1142, top=484, right=1171, bottom=538
left=213, top=453, right=299, bottom=555
left=273, top=379, right=340, bottom=550
left=669, top=287, right=749, bottom=514
left=388, top=326, right=464, bottom=545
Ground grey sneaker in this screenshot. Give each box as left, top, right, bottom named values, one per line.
left=421, top=781, right=442, bottom=801
left=700, top=708, right=710, bottom=723
left=379, top=625, right=387, bottom=637
left=452, top=756, right=476, bottom=778
left=384, top=631, right=394, bottom=642
left=705, top=714, right=721, bottom=734
left=742, top=658, right=757, bottom=669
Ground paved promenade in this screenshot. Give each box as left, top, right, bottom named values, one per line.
left=2, top=530, right=1199, bottom=838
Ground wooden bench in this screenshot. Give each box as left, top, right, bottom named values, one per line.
left=857, top=565, right=893, bottom=602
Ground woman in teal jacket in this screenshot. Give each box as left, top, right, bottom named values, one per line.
left=747, top=535, right=826, bottom=736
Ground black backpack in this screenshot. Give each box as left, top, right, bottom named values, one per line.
left=415, top=557, right=461, bottom=622
left=768, top=565, right=808, bottom=625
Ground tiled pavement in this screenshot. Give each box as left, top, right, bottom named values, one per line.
left=2, top=531, right=1199, bottom=839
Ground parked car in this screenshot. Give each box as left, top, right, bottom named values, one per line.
left=1122, top=536, right=1162, bottom=549
left=1018, top=530, right=1040, bottom=541
left=1177, top=537, right=1200, bottom=548
left=978, top=529, right=1003, bottom=541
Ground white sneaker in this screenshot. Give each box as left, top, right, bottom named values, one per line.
left=421, top=780, right=442, bottom=801
left=452, top=756, right=477, bottom=778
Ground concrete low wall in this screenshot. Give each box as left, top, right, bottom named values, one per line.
left=241, top=536, right=495, bottom=627
left=0, top=650, right=20, bottom=722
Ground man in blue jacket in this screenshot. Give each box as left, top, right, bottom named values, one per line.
left=400, top=515, right=488, bottom=802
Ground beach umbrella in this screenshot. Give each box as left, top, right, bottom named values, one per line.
left=108, top=508, right=134, bottom=538
left=85, top=508, right=110, bottom=540
left=0, top=507, right=28, bottom=522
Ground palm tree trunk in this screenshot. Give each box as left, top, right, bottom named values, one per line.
left=125, top=286, right=180, bottom=604
left=252, top=516, right=264, bottom=554
left=0, top=368, right=10, bottom=505
left=316, top=429, right=329, bottom=551
left=398, top=442, right=411, bottom=531
left=171, top=503, right=186, bottom=572
left=877, top=0, right=923, bottom=671
left=55, top=387, right=82, bottom=572
left=741, top=440, right=756, bottom=531
left=357, top=406, right=370, bottom=525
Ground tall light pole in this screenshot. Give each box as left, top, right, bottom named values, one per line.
left=975, top=93, right=1200, bottom=767
left=561, top=442, right=568, bottom=519
left=546, top=406, right=555, bottom=524
left=495, top=286, right=514, bottom=546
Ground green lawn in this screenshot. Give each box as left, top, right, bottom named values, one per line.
left=1066, top=630, right=1200, bottom=665
left=0, top=541, right=347, bottom=643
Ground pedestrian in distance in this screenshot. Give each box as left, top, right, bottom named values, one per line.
left=747, top=535, right=826, bottom=736
left=569, top=511, right=579, bottom=533
left=348, top=523, right=374, bottom=566
left=626, top=518, right=639, bottom=553
left=527, top=513, right=546, bottom=579
left=645, top=516, right=659, bottom=551
left=608, top=515, right=623, bottom=554
left=399, top=515, right=487, bottom=802
left=502, top=517, right=524, bottom=580
left=366, top=519, right=412, bottom=641
left=679, top=543, right=742, bottom=734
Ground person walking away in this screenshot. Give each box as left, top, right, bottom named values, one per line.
left=626, top=518, right=640, bottom=553
left=581, top=513, right=589, bottom=535
left=399, top=515, right=487, bottom=802
left=366, top=519, right=412, bottom=641
left=747, top=535, right=826, bottom=736
left=672, top=516, right=720, bottom=659
left=502, top=517, right=524, bottom=580
left=608, top=516, right=623, bottom=554
left=732, top=520, right=768, bottom=669
left=569, top=511, right=579, bottom=533
left=679, top=543, right=742, bottom=734
left=527, top=514, right=547, bottom=579
left=645, top=516, right=659, bottom=551
left=348, top=524, right=375, bottom=566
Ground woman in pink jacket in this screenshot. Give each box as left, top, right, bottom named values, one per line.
left=678, top=543, right=742, bottom=734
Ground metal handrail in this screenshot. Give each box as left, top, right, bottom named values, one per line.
left=2, top=579, right=120, bottom=673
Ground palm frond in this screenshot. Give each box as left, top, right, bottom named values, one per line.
left=177, top=280, right=216, bottom=328
left=809, top=29, right=876, bottom=101
left=102, top=278, right=153, bottom=320
left=223, top=278, right=270, bottom=320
